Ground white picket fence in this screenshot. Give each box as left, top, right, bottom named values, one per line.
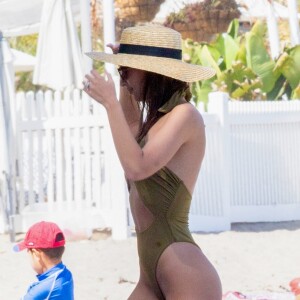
left=1, top=90, right=300, bottom=238
left=7, top=89, right=128, bottom=239
left=196, top=93, right=300, bottom=231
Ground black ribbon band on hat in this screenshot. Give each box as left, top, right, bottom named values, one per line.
left=119, top=44, right=182, bottom=60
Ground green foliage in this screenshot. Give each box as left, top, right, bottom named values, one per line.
left=90, top=33, right=105, bottom=74
left=275, top=46, right=300, bottom=89
left=183, top=19, right=300, bottom=105
left=292, top=84, right=300, bottom=99
left=9, top=34, right=40, bottom=92
left=214, top=61, right=265, bottom=100
left=244, top=22, right=278, bottom=93
left=9, top=34, right=38, bottom=56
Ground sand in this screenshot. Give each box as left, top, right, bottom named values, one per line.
left=1, top=221, right=299, bottom=300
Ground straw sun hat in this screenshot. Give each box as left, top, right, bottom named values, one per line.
left=86, top=24, right=216, bottom=83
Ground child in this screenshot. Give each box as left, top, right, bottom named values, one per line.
left=14, top=221, right=74, bottom=300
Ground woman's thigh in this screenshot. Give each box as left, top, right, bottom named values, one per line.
left=128, top=280, right=159, bottom=300
left=156, top=242, right=222, bottom=300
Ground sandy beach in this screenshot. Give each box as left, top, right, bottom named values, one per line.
left=1, top=221, right=299, bottom=300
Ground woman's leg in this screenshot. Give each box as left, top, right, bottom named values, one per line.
left=128, top=281, right=159, bottom=300
left=156, top=242, right=222, bottom=300
left=128, top=267, right=160, bottom=300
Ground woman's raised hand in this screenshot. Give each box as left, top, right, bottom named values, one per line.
left=82, top=43, right=120, bottom=109
left=83, top=70, right=118, bottom=110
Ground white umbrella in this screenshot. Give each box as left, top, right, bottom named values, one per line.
left=0, top=31, right=16, bottom=240
left=0, top=0, right=81, bottom=37
left=33, top=0, right=84, bottom=90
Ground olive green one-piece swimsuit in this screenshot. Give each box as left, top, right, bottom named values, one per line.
left=133, top=92, right=199, bottom=299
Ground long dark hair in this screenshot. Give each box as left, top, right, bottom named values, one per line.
left=136, top=72, right=191, bottom=143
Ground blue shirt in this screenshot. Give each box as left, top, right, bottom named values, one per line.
left=22, top=262, right=74, bottom=300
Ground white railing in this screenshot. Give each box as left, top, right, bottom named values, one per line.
left=1, top=90, right=300, bottom=237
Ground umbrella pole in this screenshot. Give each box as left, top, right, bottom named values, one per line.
left=102, top=0, right=116, bottom=75
left=0, top=31, right=15, bottom=242
left=80, top=0, right=93, bottom=73
left=4, top=172, right=15, bottom=243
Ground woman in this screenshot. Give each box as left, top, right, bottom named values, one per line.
left=83, top=24, right=222, bottom=300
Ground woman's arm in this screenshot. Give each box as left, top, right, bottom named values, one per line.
left=84, top=70, right=201, bottom=181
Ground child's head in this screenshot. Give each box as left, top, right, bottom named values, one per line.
left=14, top=221, right=66, bottom=274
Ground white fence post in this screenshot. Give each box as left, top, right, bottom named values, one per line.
left=106, top=123, right=130, bottom=240
left=287, top=0, right=300, bottom=46
left=266, top=0, right=280, bottom=58
left=207, top=92, right=231, bottom=229
left=110, top=145, right=130, bottom=240
left=45, top=90, right=54, bottom=211
left=107, top=76, right=130, bottom=240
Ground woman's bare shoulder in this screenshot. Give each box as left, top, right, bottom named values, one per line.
left=169, top=102, right=204, bottom=128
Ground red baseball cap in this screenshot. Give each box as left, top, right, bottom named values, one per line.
left=13, top=221, right=65, bottom=252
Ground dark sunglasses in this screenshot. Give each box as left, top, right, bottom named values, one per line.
left=117, top=67, right=129, bottom=81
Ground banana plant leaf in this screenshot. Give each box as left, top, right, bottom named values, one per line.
left=245, top=31, right=278, bottom=93
left=275, top=46, right=300, bottom=90
left=199, top=45, right=221, bottom=75
left=192, top=79, right=215, bottom=106
left=182, top=39, right=202, bottom=65
left=236, top=37, right=247, bottom=65
left=251, top=20, right=267, bottom=37
left=214, top=32, right=239, bottom=69
left=215, top=61, right=259, bottom=93
left=231, top=78, right=264, bottom=99
left=267, top=75, right=288, bottom=100
left=227, top=18, right=239, bottom=39
left=222, top=34, right=240, bottom=69
left=291, top=84, right=300, bottom=99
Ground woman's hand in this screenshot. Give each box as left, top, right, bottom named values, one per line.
left=107, top=43, right=120, bottom=54
left=83, top=70, right=118, bottom=110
